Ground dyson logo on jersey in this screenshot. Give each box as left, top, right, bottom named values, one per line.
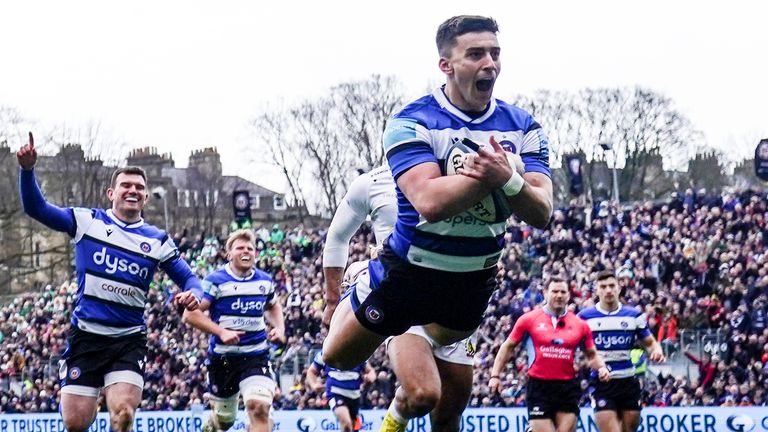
left=594, top=333, right=634, bottom=349
left=92, top=248, right=150, bottom=279
left=231, top=298, right=265, bottom=314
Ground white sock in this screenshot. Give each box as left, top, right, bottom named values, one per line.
left=387, top=399, right=407, bottom=424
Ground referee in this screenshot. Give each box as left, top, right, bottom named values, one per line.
left=490, top=277, right=609, bottom=432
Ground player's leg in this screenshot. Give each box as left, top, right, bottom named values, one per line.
left=553, top=412, right=578, bottom=432
left=206, top=356, right=240, bottom=432
left=430, top=358, right=473, bottom=432
left=527, top=419, right=556, bottom=432
left=207, top=394, right=239, bottom=432
left=102, top=334, right=147, bottom=432
left=59, top=393, right=100, bottom=432
left=241, top=375, right=276, bottom=432
left=620, top=411, right=641, bottom=432
left=58, top=330, right=109, bottom=432
left=617, top=377, right=643, bottom=432
left=323, top=295, right=387, bottom=369
left=331, top=400, right=354, bottom=432
left=382, top=333, right=442, bottom=432
left=103, top=380, right=142, bottom=432
left=594, top=410, right=621, bottom=432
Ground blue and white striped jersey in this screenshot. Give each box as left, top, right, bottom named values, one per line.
left=311, top=351, right=365, bottom=400
left=578, top=304, right=652, bottom=379
left=71, top=208, right=183, bottom=336
left=203, top=265, right=277, bottom=358
left=382, top=87, right=551, bottom=272
left=19, top=169, right=202, bottom=337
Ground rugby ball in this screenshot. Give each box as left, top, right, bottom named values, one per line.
left=443, top=139, right=513, bottom=223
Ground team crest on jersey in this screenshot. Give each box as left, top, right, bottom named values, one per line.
left=140, top=242, right=152, bottom=253
left=552, top=338, right=565, bottom=345
left=598, top=399, right=607, bottom=408
left=499, top=139, right=517, bottom=154
left=69, top=367, right=82, bottom=380
left=365, top=306, right=383, bottom=324
left=621, top=321, right=628, bottom=328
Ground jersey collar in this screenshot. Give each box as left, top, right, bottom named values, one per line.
left=596, top=302, right=624, bottom=315
left=432, top=86, right=497, bottom=124
left=542, top=304, right=567, bottom=319
left=106, top=209, right=144, bottom=229
left=225, top=262, right=254, bottom=280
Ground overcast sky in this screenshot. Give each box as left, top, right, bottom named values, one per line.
left=1, top=0, right=766, bottom=193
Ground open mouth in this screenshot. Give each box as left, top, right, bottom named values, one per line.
left=240, top=256, right=252, bottom=262
left=125, top=196, right=139, bottom=203
left=476, top=79, right=494, bottom=92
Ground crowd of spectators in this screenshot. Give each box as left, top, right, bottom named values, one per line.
left=2, top=187, right=768, bottom=414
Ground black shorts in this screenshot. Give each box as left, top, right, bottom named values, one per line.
left=329, top=395, right=361, bottom=425
left=592, top=377, right=641, bottom=412
left=207, top=355, right=273, bottom=399
left=526, top=378, right=581, bottom=420
left=354, top=243, right=496, bottom=336
left=59, top=328, right=147, bottom=389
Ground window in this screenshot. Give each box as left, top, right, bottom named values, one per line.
left=274, top=195, right=286, bottom=210
left=251, top=194, right=261, bottom=210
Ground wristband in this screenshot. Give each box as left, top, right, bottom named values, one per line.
left=501, top=171, right=525, bottom=197
left=490, top=375, right=499, bottom=379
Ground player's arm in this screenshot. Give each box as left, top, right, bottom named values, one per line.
left=584, top=346, right=610, bottom=381
left=460, top=136, right=553, bottom=228
left=642, top=335, right=666, bottom=363
left=363, top=363, right=377, bottom=384
left=490, top=318, right=527, bottom=393
left=504, top=172, right=553, bottom=229
left=397, top=162, right=497, bottom=223
left=635, top=312, right=665, bottom=362
left=322, top=175, right=370, bottom=325
left=384, top=119, right=499, bottom=222
left=17, top=133, right=77, bottom=235
left=182, top=299, right=244, bottom=345
left=264, top=297, right=286, bottom=344
left=305, top=362, right=325, bottom=394
left=581, top=322, right=610, bottom=381
left=161, top=256, right=203, bottom=310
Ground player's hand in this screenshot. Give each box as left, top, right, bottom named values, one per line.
left=598, top=366, right=611, bottom=382
left=489, top=376, right=501, bottom=394
left=312, top=382, right=325, bottom=393
left=457, top=136, right=514, bottom=188
left=174, top=291, right=200, bottom=311
left=219, top=329, right=245, bottom=345
left=649, top=347, right=666, bottom=363
left=17, top=132, right=37, bottom=170
left=268, top=328, right=286, bottom=345
left=322, top=303, right=337, bottom=328
left=505, top=151, right=525, bottom=175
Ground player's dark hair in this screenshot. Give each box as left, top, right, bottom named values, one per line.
left=110, top=166, right=147, bottom=188
left=596, top=270, right=617, bottom=281
left=436, top=15, right=499, bottom=58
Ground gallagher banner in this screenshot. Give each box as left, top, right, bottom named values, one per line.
left=3, top=407, right=768, bottom=432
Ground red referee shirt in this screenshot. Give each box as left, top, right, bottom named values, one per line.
left=508, top=307, right=595, bottom=381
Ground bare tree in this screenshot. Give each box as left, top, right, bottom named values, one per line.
left=249, top=75, right=406, bottom=216
left=250, top=108, right=309, bottom=220
left=331, top=74, right=405, bottom=169
left=290, top=97, right=352, bottom=214
left=510, top=87, right=704, bottom=202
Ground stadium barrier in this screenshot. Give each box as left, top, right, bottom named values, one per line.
left=1, top=407, right=768, bottom=432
